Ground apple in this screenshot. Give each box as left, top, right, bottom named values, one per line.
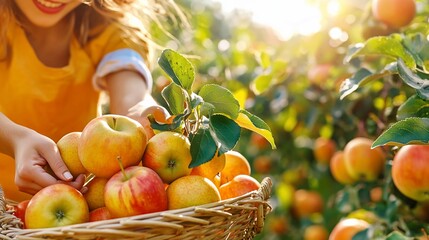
left=166, top=175, right=221, bottom=210
left=219, top=174, right=261, bottom=200
left=89, top=207, right=112, bottom=222
left=391, top=145, right=429, bottom=202
left=14, top=200, right=30, bottom=227
left=104, top=165, right=168, bottom=218
left=25, top=184, right=89, bottom=229
left=78, top=114, right=147, bottom=178
left=57, top=131, right=87, bottom=178
left=83, top=176, right=108, bottom=211
left=141, top=131, right=192, bottom=184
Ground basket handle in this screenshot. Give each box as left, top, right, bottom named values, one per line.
left=255, top=177, right=273, bottom=234
left=258, top=177, right=273, bottom=201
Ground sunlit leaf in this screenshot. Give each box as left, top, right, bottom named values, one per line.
left=161, top=83, right=186, bottom=115
left=189, top=126, right=217, bottom=168
left=339, top=63, right=397, bottom=100
left=158, top=49, right=195, bottom=91
left=397, top=94, right=429, bottom=120
left=209, top=114, right=240, bottom=155
left=235, top=110, right=276, bottom=149
left=251, top=73, right=273, bottom=95
left=344, top=36, right=416, bottom=69
left=372, top=117, right=429, bottom=148
left=397, top=58, right=429, bottom=99
left=259, top=51, right=271, bottom=69
left=198, top=84, right=240, bottom=119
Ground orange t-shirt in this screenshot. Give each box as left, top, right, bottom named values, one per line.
left=0, top=21, right=149, bottom=201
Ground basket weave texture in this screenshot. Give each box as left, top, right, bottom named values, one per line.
left=0, top=177, right=272, bottom=240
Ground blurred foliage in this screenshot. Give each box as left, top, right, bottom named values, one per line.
left=148, top=0, right=429, bottom=239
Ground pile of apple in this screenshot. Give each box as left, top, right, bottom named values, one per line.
left=14, top=114, right=262, bottom=229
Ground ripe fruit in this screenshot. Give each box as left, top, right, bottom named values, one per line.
left=190, top=151, right=226, bottom=180
left=307, top=64, right=332, bottom=85
left=57, top=131, right=87, bottom=178
left=372, top=0, right=416, bottom=29
left=291, top=189, right=323, bottom=219
left=219, top=175, right=261, bottom=200
left=104, top=166, right=168, bottom=218
left=83, top=176, right=108, bottom=211
left=313, top=137, right=336, bottom=165
left=268, top=215, right=288, bottom=235
left=89, top=207, right=112, bottom=222
left=343, top=137, right=385, bottom=182
left=220, top=151, right=251, bottom=185
left=14, top=200, right=30, bottom=227
left=252, top=155, right=272, bottom=174
left=142, top=131, right=192, bottom=184
left=79, top=114, right=147, bottom=178
left=370, top=187, right=383, bottom=203
left=329, top=151, right=355, bottom=185
left=137, top=105, right=174, bottom=140
left=166, top=175, right=221, bottom=210
left=304, top=225, right=329, bottom=240
left=329, top=218, right=370, bottom=240
left=250, top=132, right=270, bottom=150
left=391, top=145, right=429, bottom=202
left=25, top=184, right=89, bottom=229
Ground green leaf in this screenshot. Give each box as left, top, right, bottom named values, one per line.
left=250, top=73, right=273, bottom=95
left=385, top=231, right=412, bottom=240
left=339, top=63, right=397, bottom=100
left=236, top=109, right=276, bottom=149
left=158, top=49, right=195, bottom=91
left=397, top=58, right=429, bottom=100
left=372, top=117, right=429, bottom=148
left=188, top=126, right=217, bottom=168
left=209, top=115, right=240, bottom=155
left=161, top=83, right=186, bottom=115
left=198, top=84, right=240, bottom=119
left=397, top=94, right=429, bottom=120
left=345, top=36, right=416, bottom=69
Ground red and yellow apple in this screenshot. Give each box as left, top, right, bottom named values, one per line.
left=78, top=114, right=147, bottom=178
left=14, top=200, right=30, bottom=228
left=25, top=184, right=89, bottom=229
left=343, top=137, right=386, bottom=182
left=392, top=145, right=429, bottom=202
left=220, top=150, right=251, bottom=185
left=329, top=218, right=370, bottom=240
left=104, top=166, right=168, bottom=218
left=141, top=131, right=192, bottom=184
left=89, top=207, right=112, bottom=222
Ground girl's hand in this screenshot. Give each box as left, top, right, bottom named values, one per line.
left=13, top=129, right=85, bottom=195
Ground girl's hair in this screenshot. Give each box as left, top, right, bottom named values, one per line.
left=0, top=0, right=188, bottom=63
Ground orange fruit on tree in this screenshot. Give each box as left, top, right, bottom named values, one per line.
left=313, top=137, right=336, bottom=165
left=370, top=187, right=383, bottom=203
left=329, top=218, right=370, bottom=240
left=391, top=145, right=429, bottom=202
left=166, top=175, right=221, bottom=210
left=372, top=0, right=416, bottom=29
left=329, top=151, right=355, bottom=185
left=190, top=152, right=226, bottom=180
left=268, top=215, right=288, bottom=235
left=304, top=225, right=329, bottom=240
left=250, top=132, right=270, bottom=150
left=291, top=189, right=323, bottom=219
left=343, top=137, right=386, bottom=182
left=219, top=175, right=261, bottom=200
left=220, top=150, right=251, bottom=185
left=252, top=155, right=272, bottom=174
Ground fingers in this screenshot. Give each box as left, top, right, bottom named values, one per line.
left=38, top=141, right=73, bottom=182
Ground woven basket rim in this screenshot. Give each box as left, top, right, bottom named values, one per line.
left=1, top=177, right=273, bottom=240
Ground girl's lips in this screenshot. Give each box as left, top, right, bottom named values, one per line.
left=33, top=0, right=66, bottom=14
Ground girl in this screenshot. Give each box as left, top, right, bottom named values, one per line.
left=0, top=0, right=182, bottom=201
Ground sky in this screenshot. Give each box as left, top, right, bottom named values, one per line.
left=212, top=0, right=327, bottom=40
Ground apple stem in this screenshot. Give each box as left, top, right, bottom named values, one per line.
left=117, top=156, right=129, bottom=180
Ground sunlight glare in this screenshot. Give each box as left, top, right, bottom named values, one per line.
left=214, top=0, right=322, bottom=41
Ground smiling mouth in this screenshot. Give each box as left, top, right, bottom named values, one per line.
left=36, top=0, right=63, bottom=8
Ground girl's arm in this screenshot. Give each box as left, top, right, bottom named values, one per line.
left=0, top=113, right=85, bottom=195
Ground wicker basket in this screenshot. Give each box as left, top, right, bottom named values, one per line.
left=0, top=177, right=272, bottom=240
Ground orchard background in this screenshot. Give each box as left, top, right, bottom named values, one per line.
left=147, top=0, right=429, bottom=239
